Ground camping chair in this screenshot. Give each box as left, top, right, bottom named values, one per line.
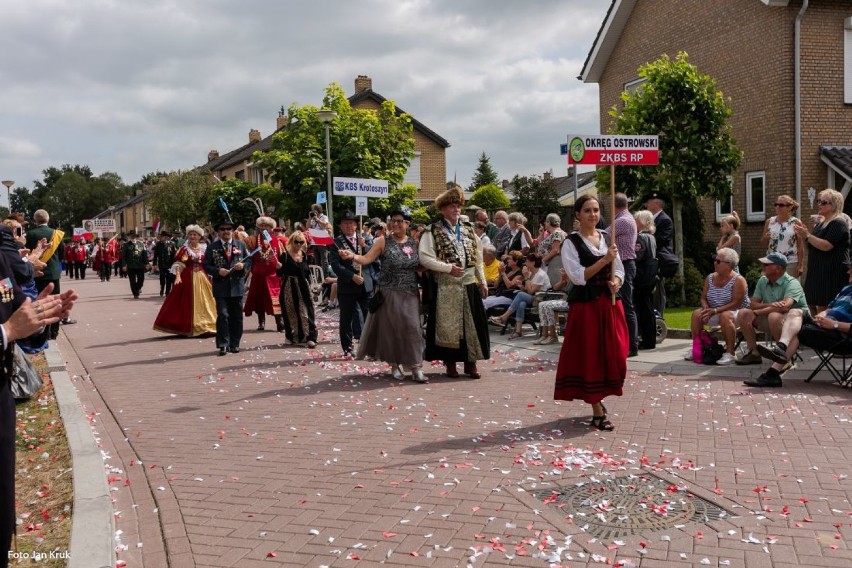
left=308, top=265, right=324, bottom=304
left=492, top=290, right=566, bottom=336
left=798, top=323, right=852, bottom=387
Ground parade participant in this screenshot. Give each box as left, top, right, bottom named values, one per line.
left=153, top=225, right=217, bottom=337
left=242, top=216, right=287, bottom=332
left=120, top=230, right=151, bottom=299
left=419, top=186, right=489, bottom=379
left=63, top=241, right=73, bottom=278
left=100, top=235, right=119, bottom=282
left=26, top=209, right=67, bottom=340
left=152, top=230, right=178, bottom=296
left=203, top=219, right=251, bottom=356
left=339, top=208, right=426, bottom=382
left=554, top=194, right=627, bottom=431
left=329, top=211, right=375, bottom=357
left=275, top=230, right=318, bottom=347
left=760, top=194, right=804, bottom=278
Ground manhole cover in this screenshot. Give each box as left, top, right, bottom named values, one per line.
left=530, top=474, right=727, bottom=539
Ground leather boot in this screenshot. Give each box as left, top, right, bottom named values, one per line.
left=445, top=362, right=459, bottom=378
left=257, top=313, right=265, bottom=331
left=463, top=362, right=481, bottom=379
left=274, top=315, right=285, bottom=332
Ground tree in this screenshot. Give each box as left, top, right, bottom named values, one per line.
left=10, top=187, right=36, bottom=219
left=145, top=170, right=213, bottom=232
left=204, top=179, right=283, bottom=229
left=41, top=170, right=128, bottom=233
left=469, top=183, right=511, bottom=212
left=468, top=152, right=499, bottom=191
left=252, top=83, right=416, bottom=223
left=598, top=52, right=743, bottom=299
left=510, top=174, right=562, bottom=230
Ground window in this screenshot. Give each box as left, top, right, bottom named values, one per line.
left=403, top=152, right=421, bottom=188
left=250, top=167, right=264, bottom=185
left=845, top=17, right=852, bottom=104
left=746, top=171, right=766, bottom=222
left=235, top=169, right=245, bottom=181
left=623, top=77, right=646, bottom=95
left=715, top=176, right=734, bottom=222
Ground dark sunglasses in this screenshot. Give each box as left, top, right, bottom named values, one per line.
left=292, top=239, right=305, bottom=245
left=817, top=200, right=831, bottom=206
left=714, top=258, right=731, bottom=265
left=773, top=203, right=790, bottom=207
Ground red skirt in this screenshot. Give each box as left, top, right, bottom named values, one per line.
left=554, top=295, right=628, bottom=404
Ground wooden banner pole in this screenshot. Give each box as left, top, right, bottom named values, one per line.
left=358, top=215, right=363, bottom=276
left=610, top=164, right=617, bottom=305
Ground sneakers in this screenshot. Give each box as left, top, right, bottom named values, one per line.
left=717, top=352, right=736, bottom=366
left=684, top=349, right=695, bottom=361
left=743, top=368, right=783, bottom=388
left=736, top=350, right=763, bottom=365
left=757, top=342, right=788, bottom=364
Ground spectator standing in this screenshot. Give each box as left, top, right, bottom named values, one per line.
left=645, top=193, right=673, bottom=314
left=612, top=194, right=639, bottom=356
left=475, top=209, right=498, bottom=241
left=505, top=212, right=533, bottom=256
left=492, top=211, right=512, bottom=257
left=537, top=213, right=567, bottom=288
left=760, top=194, right=804, bottom=278
left=308, top=203, right=332, bottom=271
left=796, top=189, right=849, bottom=314
left=633, top=211, right=658, bottom=350
left=26, top=209, right=67, bottom=340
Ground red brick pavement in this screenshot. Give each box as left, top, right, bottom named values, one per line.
left=55, top=274, right=852, bottom=567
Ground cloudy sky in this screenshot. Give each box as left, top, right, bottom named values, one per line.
left=0, top=0, right=611, bottom=201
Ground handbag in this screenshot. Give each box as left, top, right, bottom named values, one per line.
left=11, top=344, right=44, bottom=400
left=692, top=329, right=724, bottom=365
left=368, top=289, right=384, bottom=313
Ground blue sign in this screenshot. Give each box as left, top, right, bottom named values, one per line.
left=316, top=191, right=327, bottom=204
left=560, top=143, right=568, bottom=156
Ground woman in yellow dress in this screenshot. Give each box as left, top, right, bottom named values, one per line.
left=153, top=225, right=217, bottom=336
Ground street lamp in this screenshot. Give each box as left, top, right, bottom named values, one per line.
left=315, top=109, right=337, bottom=228
left=1, top=180, right=13, bottom=210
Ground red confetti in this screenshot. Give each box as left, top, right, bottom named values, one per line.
left=266, top=552, right=277, bottom=558
left=382, top=531, right=397, bottom=538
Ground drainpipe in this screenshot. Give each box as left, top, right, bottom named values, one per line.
left=795, top=0, right=809, bottom=204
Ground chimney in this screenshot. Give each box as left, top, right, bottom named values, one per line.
left=208, top=150, right=219, bottom=162
left=543, top=171, right=552, bottom=181
left=501, top=180, right=509, bottom=189
left=249, top=129, right=261, bottom=143
left=355, top=75, right=373, bottom=93
left=277, top=105, right=289, bottom=129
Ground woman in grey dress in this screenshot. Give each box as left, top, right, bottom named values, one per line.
left=338, top=208, right=426, bottom=382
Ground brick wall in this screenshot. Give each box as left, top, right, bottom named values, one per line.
left=597, top=0, right=852, bottom=264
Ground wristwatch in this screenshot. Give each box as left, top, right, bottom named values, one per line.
left=834, top=320, right=840, bottom=330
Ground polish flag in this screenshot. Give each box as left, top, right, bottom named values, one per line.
left=308, top=227, right=333, bottom=246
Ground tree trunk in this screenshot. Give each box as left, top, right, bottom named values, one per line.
left=673, top=197, right=685, bottom=304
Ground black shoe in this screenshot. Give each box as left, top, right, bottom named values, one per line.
left=743, top=369, right=782, bottom=388
left=61, top=318, right=77, bottom=325
left=229, top=346, right=240, bottom=354
left=628, top=349, right=639, bottom=357
left=342, top=349, right=354, bottom=358
left=218, top=347, right=227, bottom=356
left=757, top=342, right=788, bottom=364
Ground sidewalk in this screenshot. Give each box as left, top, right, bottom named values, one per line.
left=54, top=274, right=852, bottom=567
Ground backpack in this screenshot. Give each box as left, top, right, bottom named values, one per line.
left=693, top=329, right=724, bottom=365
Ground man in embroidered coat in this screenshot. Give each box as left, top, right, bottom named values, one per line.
left=120, top=230, right=151, bottom=298
left=419, top=187, right=490, bottom=379
left=203, top=219, right=251, bottom=355
left=152, top=230, right=178, bottom=296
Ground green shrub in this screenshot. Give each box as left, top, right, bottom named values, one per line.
left=664, top=258, right=704, bottom=307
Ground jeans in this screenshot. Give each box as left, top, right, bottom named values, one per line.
left=621, top=260, right=638, bottom=352
left=508, top=291, right=534, bottom=321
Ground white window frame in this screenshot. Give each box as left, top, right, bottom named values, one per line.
left=715, top=175, right=734, bottom=222
left=845, top=17, right=852, bottom=104
left=623, top=77, right=646, bottom=95
left=745, top=171, right=766, bottom=222
left=402, top=151, right=421, bottom=189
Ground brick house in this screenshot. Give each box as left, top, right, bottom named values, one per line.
left=348, top=75, right=450, bottom=201
left=201, top=75, right=450, bottom=203
left=580, top=0, right=852, bottom=261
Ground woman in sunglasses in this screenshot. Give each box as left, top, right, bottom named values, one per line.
left=276, top=230, right=317, bottom=348
left=795, top=189, right=850, bottom=314
left=760, top=194, right=804, bottom=278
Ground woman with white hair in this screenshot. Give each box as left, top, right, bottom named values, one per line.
left=153, top=224, right=217, bottom=336
left=537, top=213, right=567, bottom=288
left=506, top=212, right=533, bottom=256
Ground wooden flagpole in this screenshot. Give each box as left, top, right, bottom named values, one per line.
left=610, top=164, right=617, bottom=305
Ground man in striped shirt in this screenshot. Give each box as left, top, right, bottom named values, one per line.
left=611, top=193, right=638, bottom=356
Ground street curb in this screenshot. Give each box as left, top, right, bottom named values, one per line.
left=46, top=343, right=115, bottom=568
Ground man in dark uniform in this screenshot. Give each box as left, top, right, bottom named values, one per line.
left=203, top=219, right=251, bottom=356
left=152, top=230, right=178, bottom=296
left=644, top=193, right=674, bottom=315
left=120, top=230, right=151, bottom=298
left=329, top=210, right=375, bottom=358
left=25, top=209, right=67, bottom=340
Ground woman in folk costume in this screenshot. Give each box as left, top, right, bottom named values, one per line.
left=153, top=225, right=217, bottom=336
left=419, top=186, right=490, bottom=379
left=276, top=230, right=317, bottom=347
left=554, top=194, right=628, bottom=431
left=241, top=213, right=288, bottom=331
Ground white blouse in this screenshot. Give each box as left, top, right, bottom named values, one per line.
left=561, top=231, right=624, bottom=286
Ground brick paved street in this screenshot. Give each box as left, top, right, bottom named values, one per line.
left=55, top=274, right=852, bottom=567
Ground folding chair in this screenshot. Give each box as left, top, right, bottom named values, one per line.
left=798, top=323, right=852, bottom=386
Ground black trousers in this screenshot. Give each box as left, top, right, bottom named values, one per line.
left=100, top=262, right=111, bottom=281
left=127, top=268, right=146, bottom=297
left=74, top=261, right=86, bottom=280
left=35, top=278, right=61, bottom=339
left=159, top=271, right=175, bottom=295
left=215, top=296, right=244, bottom=349
left=0, top=374, right=14, bottom=567
left=635, top=283, right=657, bottom=349
left=338, top=292, right=368, bottom=352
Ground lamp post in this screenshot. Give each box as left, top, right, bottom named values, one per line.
left=315, top=109, right=337, bottom=227
left=1, top=180, right=13, bottom=211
